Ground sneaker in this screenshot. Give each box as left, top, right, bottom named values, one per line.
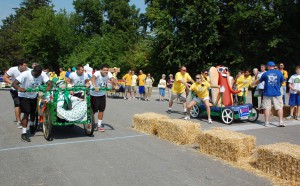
left=167, top=109, right=172, bottom=114
left=21, top=133, right=31, bottom=142
left=98, top=126, right=105, bottom=132
left=30, top=125, right=35, bottom=134
left=264, top=122, right=269, bottom=127
left=296, top=116, right=300, bottom=120
left=286, top=115, right=294, bottom=120
left=17, top=122, right=22, bottom=129
left=278, top=122, right=286, bottom=127
left=184, top=116, right=190, bottom=120
left=208, top=118, right=212, bottom=124
left=124, top=97, right=127, bottom=100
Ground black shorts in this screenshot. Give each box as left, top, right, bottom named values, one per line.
left=10, top=89, right=20, bottom=107
left=19, top=97, right=37, bottom=114
left=91, top=95, right=106, bottom=113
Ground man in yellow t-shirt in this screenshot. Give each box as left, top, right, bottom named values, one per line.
left=137, top=70, right=146, bottom=99
left=168, top=66, right=194, bottom=113
left=59, top=68, right=66, bottom=81
left=236, top=69, right=252, bottom=104
left=122, top=70, right=132, bottom=99
left=279, top=63, right=288, bottom=105
left=185, top=74, right=212, bottom=124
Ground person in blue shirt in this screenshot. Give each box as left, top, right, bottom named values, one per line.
left=253, top=61, right=284, bottom=127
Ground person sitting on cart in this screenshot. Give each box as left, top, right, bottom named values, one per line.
left=67, top=64, right=90, bottom=98
left=185, top=74, right=212, bottom=124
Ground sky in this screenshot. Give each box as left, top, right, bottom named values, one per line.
left=0, top=0, right=147, bottom=25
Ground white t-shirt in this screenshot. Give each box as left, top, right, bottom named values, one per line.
left=6, top=66, right=28, bottom=90
left=288, top=74, right=300, bottom=94
left=132, top=75, right=138, bottom=86
left=90, top=71, right=113, bottom=97
left=257, top=71, right=266, bottom=89
left=68, top=72, right=89, bottom=86
left=16, top=70, right=49, bottom=99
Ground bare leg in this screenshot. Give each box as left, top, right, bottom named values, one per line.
left=277, top=109, right=283, bottom=122
left=98, top=112, right=103, bottom=120
left=290, top=106, right=295, bottom=117
left=21, top=113, right=29, bottom=129
left=15, top=107, right=21, bottom=123
left=186, top=100, right=197, bottom=115
left=264, top=109, right=270, bottom=123
left=204, top=100, right=211, bottom=119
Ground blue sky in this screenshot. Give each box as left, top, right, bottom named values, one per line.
left=0, top=0, right=146, bottom=24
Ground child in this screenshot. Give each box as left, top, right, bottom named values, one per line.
left=185, top=74, right=212, bottom=124
left=287, top=66, right=300, bottom=120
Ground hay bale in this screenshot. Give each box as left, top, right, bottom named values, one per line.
left=156, top=119, right=201, bottom=145
left=271, top=105, right=295, bottom=117
left=133, top=113, right=169, bottom=135
left=198, top=128, right=256, bottom=162
left=256, top=143, right=300, bottom=182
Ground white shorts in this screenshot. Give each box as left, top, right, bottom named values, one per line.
left=192, top=97, right=209, bottom=103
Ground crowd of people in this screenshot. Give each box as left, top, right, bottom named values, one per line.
left=3, top=59, right=300, bottom=142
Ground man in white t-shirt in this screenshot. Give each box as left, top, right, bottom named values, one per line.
left=257, top=64, right=266, bottom=108
left=90, top=64, right=117, bottom=132
left=287, top=66, right=300, bottom=120
left=3, top=59, right=29, bottom=128
left=67, top=64, right=90, bottom=98
left=131, top=71, right=138, bottom=98
left=12, top=65, right=52, bottom=142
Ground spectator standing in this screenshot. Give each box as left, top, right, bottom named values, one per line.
left=137, top=70, right=146, bottom=99
left=279, top=63, right=288, bottom=105
left=167, top=74, right=174, bottom=100
left=65, top=68, right=71, bottom=78
left=145, top=73, right=154, bottom=101
left=286, top=66, right=300, bottom=120
left=257, top=64, right=267, bottom=108
left=122, top=70, right=132, bottom=100
left=3, top=59, right=29, bottom=128
left=158, top=74, right=167, bottom=101
left=251, top=68, right=259, bottom=108
left=113, top=67, right=118, bottom=79
left=201, top=70, right=210, bottom=83
left=131, top=71, right=138, bottom=99
left=49, top=71, right=57, bottom=81
left=236, top=69, right=252, bottom=104
left=59, top=67, right=66, bottom=81
left=254, top=61, right=284, bottom=127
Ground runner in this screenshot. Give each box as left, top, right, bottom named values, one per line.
left=3, top=59, right=29, bottom=128
left=12, top=65, right=52, bottom=142
left=67, top=64, right=90, bottom=98
left=90, top=64, right=117, bottom=132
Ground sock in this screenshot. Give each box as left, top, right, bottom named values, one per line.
left=22, top=127, right=27, bottom=134
left=168, top=108, right=171, bottom=110
left=183, top=108, right=187, bottom=112
left=98, top=120, right=102, bottom=128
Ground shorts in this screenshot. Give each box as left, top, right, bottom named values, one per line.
left=138, top=86, right=145, bottom=94
left=19, top=97, right=37, bottom=114
left=10, top=89, right=20, bottom=107
left=170, top=91, right=187, bottom=102
left=289, top=94, right=300, bottom=106
left=131, top=86, right=137, bottom=92
left=125, top=86, right=132, bottom=92
left=262, top=96, right=283, bottom=110
left=159, top=88, right=165, bottom=97
left=91, top=95, right=106, bottom=113
left=192, top=96, right=209, bottom=103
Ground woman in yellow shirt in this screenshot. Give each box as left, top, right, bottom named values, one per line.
left=185, top=74, right=212, bottom=124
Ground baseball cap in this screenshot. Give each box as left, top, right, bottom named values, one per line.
left=267, top=61, right=275, bottom=67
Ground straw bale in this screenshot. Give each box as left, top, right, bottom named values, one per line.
left=156, top=119, right=201, bottom=145
left=271, top=106, right=295, bottom=117
left=198, top=128, right=256, bottom=162
left=133, top=113, right=169, bottom=135
left=256, top=143, right=300, bottom=182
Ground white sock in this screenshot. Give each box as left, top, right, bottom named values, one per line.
left=168, top=108, right=171, bottom=110
left=98, top=120, right=102, bottom=127
left=22, top=127, right=27, bottom=134
left=183, top=108, right=187, bottom=112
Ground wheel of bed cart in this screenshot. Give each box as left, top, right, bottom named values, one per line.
left=43, top=108, right=52, bottom=141
left=84, top=107, right=94, bottom=136
left=190, top=105, right=200, bottom=118
left=221, top=108, right=234, bottom=125
left=248, top=107, right=259, bottom=122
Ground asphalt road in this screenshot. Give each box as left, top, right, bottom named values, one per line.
left=0, top=88, right=299, bottom=186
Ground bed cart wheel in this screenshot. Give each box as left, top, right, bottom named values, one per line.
left=190, top=105, right=200, bottom=118
left=43, top=108, right=52, bottom=141
left=84, top=108, right=94, bottom=136
left=221, top=108, right=234, bottom=125
left=248, top=107, right=259, bottom=122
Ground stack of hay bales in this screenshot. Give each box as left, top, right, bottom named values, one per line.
left=198, top=128, right=256, bottom=162
left=256, top=143, right=300, bottom=182
left=156, top=119, right=201, bottom=145
left=133, top=113, right=169, bottom=135
left=271, top=106, right=294, bottom=117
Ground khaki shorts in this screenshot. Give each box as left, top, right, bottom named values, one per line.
left=262, top=96, right=283, bottom=110
left=131, top=86, right=137, bottom=92
left=170, top=91, right=187, bottom=103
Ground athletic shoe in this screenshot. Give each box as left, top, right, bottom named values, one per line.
left=296, top=116, right=300, bottom=120
left=286, top=115, right=294, bottom=120
left=208, top=118, right=212, bottom=124
left=21, top=133, right=31, bottom=142
left=17, top=122, right=22, bottom=129
left=167, top=109, right=172, bottom=114
left=124, top=97, right=127, bottom=100
left=184, top=116, right=190, bottom=120
left=98, top=127, right=105, bottom=132
left=278, top=122, right=286, bottom=127
left=264, top=122, right=269, bottom=127
left=30, top=125, right=35, bottom=134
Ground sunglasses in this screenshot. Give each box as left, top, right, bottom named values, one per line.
left=217, top=67, right=228, bottom=72
left=196, top=77, right=201, bottom=80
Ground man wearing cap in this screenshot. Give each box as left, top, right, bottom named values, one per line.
left=254, top=61, right=285, bottom=127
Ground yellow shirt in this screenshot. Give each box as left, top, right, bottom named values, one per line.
left=49, top=72, right=57, bottom=81
left=138, top=74, right=146, bottom=86
left=113, top=72, right=118, bottom=79
left=59, top=71, right=66, bottom=80
left=123, top=73, right=132, bottom=86
left=171, top=72, right=192, bottom=94
left=190, top=81, right=210, bottom=99
left=236, top=75, right=252, bottom=96
left=280, top=70, right=288, bottom=86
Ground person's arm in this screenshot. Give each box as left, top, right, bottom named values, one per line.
left=45, top=81, right=52, bottom=91
left=3, top=73, right=12, bottom=84
left=91, top=75, right=100, bottom=92
left=12, top=79, right=26, bottom=92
